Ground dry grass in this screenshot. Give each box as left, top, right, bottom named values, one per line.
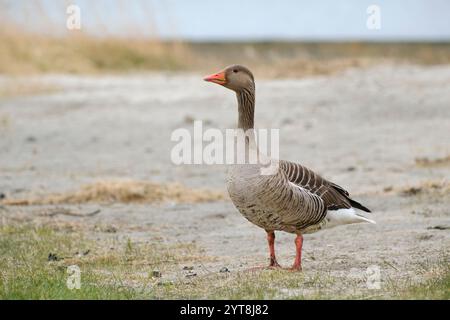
left=1, top=180, right=226, bottom=206
left=0, top=28, right=191, bottom=75
left=415, top=155, right=450, bottom=168
left=396, top=180, right=450, bottom=197
left=199, top=41, right=450, bottom=78
left=354, top=179, right=450, bottom=200
left=1, top=25, right=450, bottom=77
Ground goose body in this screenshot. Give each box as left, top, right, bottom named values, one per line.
left=227, top=159, right=374, bottom=235
left=204, top=65, right=374, bottom=270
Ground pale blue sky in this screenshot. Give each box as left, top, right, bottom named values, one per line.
left=3, top=0, right=450, bottom=40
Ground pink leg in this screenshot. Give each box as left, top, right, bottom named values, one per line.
left=291, top=234, right=303, bottom=271
left=266, top=231, right=281, bottom=268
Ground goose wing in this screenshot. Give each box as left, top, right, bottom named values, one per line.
left=279, top=160, right=371, bottom=213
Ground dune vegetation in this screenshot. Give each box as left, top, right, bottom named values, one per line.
left=1, top=25, right=450, bottom=77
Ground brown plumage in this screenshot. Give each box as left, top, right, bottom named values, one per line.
left=280, top=160, right=371, bottom=213
left=204, top=65, right=374, bottom=271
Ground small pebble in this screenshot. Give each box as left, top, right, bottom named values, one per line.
left=427, top=225, right=450, bottom=230
left=183, top=266, right=194, bottom=271
left=47, top=253, right=59, bottom=262
left=151, top=270, right=162, bottom=278
left=183, top=115, right=195, bottom=124
left=185, top=272, right=197, bottom=278
left=25, top=136, right=37, bottom=143
left=104, top=226, right=117, bottom=233
left=219, top=267, right=230, bottom=273
left=152, top=270, right=162, bottom=278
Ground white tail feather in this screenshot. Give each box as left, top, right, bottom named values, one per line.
left=324, top=208, right=376, bottom=229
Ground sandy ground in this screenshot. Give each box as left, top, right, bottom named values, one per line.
left=0, top=64, right=449, bottom=296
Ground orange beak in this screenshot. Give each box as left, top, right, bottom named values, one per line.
left=203, top=71, right=226, bottom=85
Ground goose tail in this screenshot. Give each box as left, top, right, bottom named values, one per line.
left=348, top=198, right=371, bottom=213
left=324, top=208, right=376, bottom=229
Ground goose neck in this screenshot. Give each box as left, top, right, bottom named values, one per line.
left=236, top=86, right=255, bottom=131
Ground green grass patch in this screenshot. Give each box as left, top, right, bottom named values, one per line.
left=0, top=223, right=201, bottom=299
left=392, top=262, right=450, bottom=299
left=1, top=222, right=448, bottom=299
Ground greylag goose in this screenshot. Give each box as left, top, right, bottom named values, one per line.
left=204, top=65, right=374, bottom=271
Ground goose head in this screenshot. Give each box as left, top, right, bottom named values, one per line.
left=204, top=65, right=254, bottom=92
